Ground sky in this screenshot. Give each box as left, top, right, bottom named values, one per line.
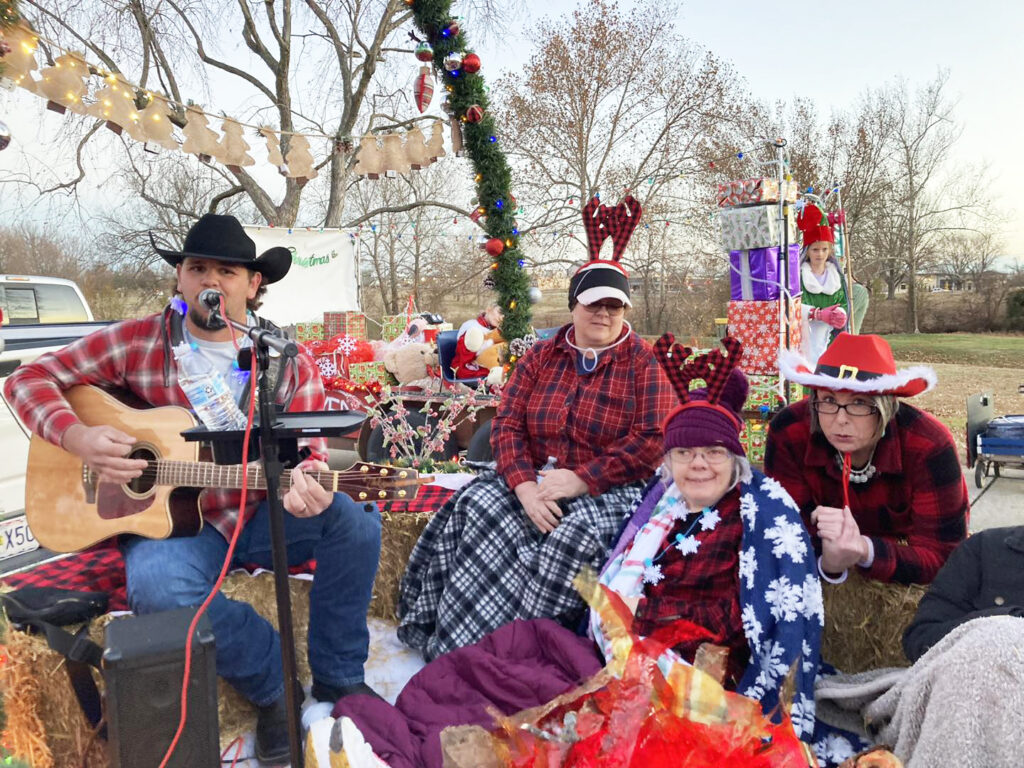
left=473, top=0, right=1024, bottom=259
left=1, top=0, right=1022, bottom=258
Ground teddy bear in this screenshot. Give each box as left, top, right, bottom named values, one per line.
left=462, top=326, right=507, bottom=386
left=382, top=342, right=439, bottom=388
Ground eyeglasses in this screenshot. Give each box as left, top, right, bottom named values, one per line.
left=667, top=446, right=732, bottom=465
left=812, top=400, right=879, bottom=417
left=580, top=301, right=625, bottom=315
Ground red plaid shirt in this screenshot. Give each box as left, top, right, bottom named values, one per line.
left=3, top=311, right=328, bottom=540
left=491, top=324, right=674, bottom=495
left=765, top=398, right=968, bottom=584
left=631, top=487, right=749, bottom=687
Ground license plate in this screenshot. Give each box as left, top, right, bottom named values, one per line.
left=0, top=515, right=39, bottom=561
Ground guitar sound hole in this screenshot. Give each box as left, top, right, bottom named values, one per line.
left=125, top=447, right=156, bottom=495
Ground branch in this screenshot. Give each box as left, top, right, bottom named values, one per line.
left=343, top=200, right=480, bottom=229
left=38, top=121, right=105, bottom=194
left=208, top=185, right=247, bottom=213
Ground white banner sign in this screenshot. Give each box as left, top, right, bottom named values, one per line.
left=244, top=226, right=359, bottom=325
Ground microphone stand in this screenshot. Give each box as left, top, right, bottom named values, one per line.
left=208, top=308, right=305, bottom=768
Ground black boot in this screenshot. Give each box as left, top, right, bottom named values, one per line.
left=254, top=693, right=291, bottom=764
left=311, top=679, right=384, bottom=705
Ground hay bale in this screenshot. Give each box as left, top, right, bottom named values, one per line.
left=821, top=571, right=926, bottom=673
left=0, top=572, right=311, bottom=768
left=369, top=509, right=433, bottom=621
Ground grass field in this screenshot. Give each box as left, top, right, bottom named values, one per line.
left=884, top=333, right=1024, bottom=369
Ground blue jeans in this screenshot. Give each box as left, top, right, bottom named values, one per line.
left=121, top=494, right=381, bottom=706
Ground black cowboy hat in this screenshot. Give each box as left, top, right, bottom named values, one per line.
left=149, top=214, right=292, bottom=284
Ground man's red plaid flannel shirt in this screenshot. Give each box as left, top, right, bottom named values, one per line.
left=492, top=324, right=674, bottom=495
left=765, top=398, right=968, bottom=584
left=3, top=312, right=328, bottom=540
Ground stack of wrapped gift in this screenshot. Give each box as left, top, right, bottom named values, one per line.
left=294, top=320, right=324, bottom=344
left=380, top=314, right=407, bottom=342
left=718, top=177, right=801, bottom=376
left=323, top=311, right=367, bottom=340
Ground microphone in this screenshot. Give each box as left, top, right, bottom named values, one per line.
left=198, top=289, right=224, bottom=311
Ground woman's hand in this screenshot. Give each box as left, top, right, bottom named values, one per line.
left=536, top=469, right=588, bottom=501
left=813, top=505, right=869, bottom=572
left=514, top=481, right=563, bottom=534
left=812, top=305, right=848, bottom=329
left=283, top=460, right=333, bottom=518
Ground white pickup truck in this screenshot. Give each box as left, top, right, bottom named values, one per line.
left=0, top=275, right=111, bottom=574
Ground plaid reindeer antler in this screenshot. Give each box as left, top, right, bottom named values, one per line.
left=581, top=196, right=610, bottom=261
left=653, top=333, right=744, bottom=405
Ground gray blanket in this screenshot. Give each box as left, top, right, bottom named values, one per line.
left=815, top=616, right=1024, bottom=767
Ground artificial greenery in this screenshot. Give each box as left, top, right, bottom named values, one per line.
left=408, top=0, right=533, bottom=342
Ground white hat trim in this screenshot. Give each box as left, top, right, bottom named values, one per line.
left=575, top=285, right=632, bottom=307
left=778, top=348, right=937, bottom=395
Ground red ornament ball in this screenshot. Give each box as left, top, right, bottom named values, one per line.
left=462, top=53, right=481, bottom=73
left=484, top=237, right=505, bottom=256
left=465, top=104, right=484, bottom=123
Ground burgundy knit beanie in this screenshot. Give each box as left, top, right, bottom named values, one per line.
left=663, top=368, right=748, bottom=456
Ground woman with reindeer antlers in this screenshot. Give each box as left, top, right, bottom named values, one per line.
left=397, top=195, right=674, bottom=661
left=592, top=334, right=824, bottom=740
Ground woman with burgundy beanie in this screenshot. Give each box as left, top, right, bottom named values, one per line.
left=593, top=335, right=823, bottom=741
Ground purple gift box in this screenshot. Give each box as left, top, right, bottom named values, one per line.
left=728, top=245, right=800, bottom=302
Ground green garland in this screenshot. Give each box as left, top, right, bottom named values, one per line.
left=408, top=0, right=532, bottom=342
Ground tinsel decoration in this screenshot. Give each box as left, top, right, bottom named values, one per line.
left=408, top=0, right=533, bottom=342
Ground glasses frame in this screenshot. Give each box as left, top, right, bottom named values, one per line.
left=811, top=400, right=880, bottom=418
left=579, top=301, right=626, bottom=316
left=667, top=446, right=733, bottom=465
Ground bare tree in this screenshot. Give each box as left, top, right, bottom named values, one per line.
left=14, top=0, right=510, bottom=228
left=492, top=0, right=749, bottom=329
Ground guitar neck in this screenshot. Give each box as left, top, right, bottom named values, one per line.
left=151, top=460, right=417, bottom=501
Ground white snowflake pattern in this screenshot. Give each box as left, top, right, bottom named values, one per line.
left=765, top=576, right=803, bottom=622
left=642, top=562, right=665, bottom=586
left=316, top=358, right=338, bottom=378
left=800, top=574, right=825, bottom=625
left=741, top=603, right=763, bottom=651
left=675, top=535, right=701, bottom=556
left=738, top=547, right=757, bottom=590
left=337, top=335, right=358, bottom=356
left=801, top=640, right=815, bottom=673
left=699, top=508, right=721, bottom=531
left=790, top=692, right=816, bottom=738
left=764, top=515, right=808, bottom=563
left=814, top=734, right=855, bottom=765
left=739, top=492, right=758, bottom=531
left=759, top=476, right=798, bottom=510
left=743, top=639, right=788, bottom=699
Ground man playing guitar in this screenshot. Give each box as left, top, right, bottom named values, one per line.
left=3, top=214, right=382, bottom=764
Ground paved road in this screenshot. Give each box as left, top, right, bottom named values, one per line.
left=968, top=464, right=1024, bottom=531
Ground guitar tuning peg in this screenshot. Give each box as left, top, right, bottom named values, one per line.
left=378, top=490, right=387, bottom=499
left=359, top=492, right=368, bottom=500
left=379, top=468, right=388, bottom=477
left=398, top=490, right=407, bottom=498
left=398, top=470, right=408, bottom=478
left=360, top=465, right=370, bottom=473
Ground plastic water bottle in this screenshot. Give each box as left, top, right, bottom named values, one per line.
left=173, top=342, right=248, bottom=430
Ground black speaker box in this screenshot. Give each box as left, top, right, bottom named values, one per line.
left=103, top=607, right=220, bottom=768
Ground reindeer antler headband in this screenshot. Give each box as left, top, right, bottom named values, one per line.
left=568, top=195, right=642, bottom=309
left=653, top=333, right=745, bottom=430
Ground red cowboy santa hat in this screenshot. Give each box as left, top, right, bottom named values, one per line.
left=779, top=333, right=937, bottom=398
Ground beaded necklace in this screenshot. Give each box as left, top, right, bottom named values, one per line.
left=641, top=497, right=721, bottom=586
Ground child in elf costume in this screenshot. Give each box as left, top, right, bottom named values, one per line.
left=798, top=202, right=850, bottom=368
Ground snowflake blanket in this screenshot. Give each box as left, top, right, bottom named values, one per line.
left=597, top=469, right=824, bottom=740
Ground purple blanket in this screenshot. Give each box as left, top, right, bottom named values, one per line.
left=333, top=619, right=602, bottom=768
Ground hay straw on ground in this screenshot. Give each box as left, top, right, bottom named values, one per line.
left=0, top=506, right=432, bottom=766
left=369, top=510, right=433, bottom=621
left=821, top=572, right=926, bottom=674
left=1, top=614, right=112, bottom=768
left=1, top=573, right=312, bottom=766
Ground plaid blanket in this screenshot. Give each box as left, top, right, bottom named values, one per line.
left=1, top=484, right=455, bottom=612
left=397, top=470, right=645, bottom=661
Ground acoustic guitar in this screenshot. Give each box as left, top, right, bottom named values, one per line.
left=25, top=385, right=426, bottom=553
